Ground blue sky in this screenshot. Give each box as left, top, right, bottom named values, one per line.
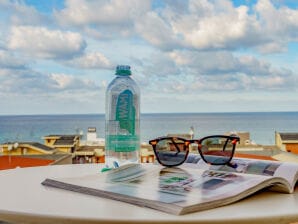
left=0, top=0, right=298, bottom=115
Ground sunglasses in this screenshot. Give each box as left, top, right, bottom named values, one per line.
left=149, top=135, right=240, bottom=167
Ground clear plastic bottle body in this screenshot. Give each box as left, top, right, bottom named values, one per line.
left=105, top=67, right=140, bottom=168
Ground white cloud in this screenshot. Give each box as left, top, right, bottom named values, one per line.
left=0, top=0, right=47, bottom=26
left=255, top=42, right=287, bottom=54
left=64, top=52, right=113, bottom=69
left=169, top=50, right=293, bottom=79
left=56, top=0, right=150, bottom=25
left=141, top=50, right=297, bottom=93
left=1, top=0, right=298, bottom=114
left=138, top=52, right=181, bottom=77
left=0, top=72, right=101, bottom=99
left=132, top=0, right=262, bottom=50
left=250, top=75, right=286, bottom=89
left=7, top=26, right=86, bottom=59
left=179, top=3, right=259, bottom=49
left=134, top=11, right=181, bottom=50
left=256, top=0, right=298, bottom=35
left=133, top=0, right=298, bottom=52
left=253, top=0, right=298, bottom=53
left=52, top=0, right=298, bottom=53
left=55, top=0, right=151, bottom=38
left=0, top=50, right=27, bottom=69
left=170, top=51, right=240, bottom=74
left=0, top=71, right=105, bottom=114
left=49, top=73, right=98, bottom=90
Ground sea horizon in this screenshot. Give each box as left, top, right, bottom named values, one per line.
left=1, top=111, right=298, bottom=146
left=1, top=110, right=298, bottom=117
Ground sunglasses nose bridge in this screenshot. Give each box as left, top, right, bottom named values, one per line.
left=149, top=140, right=158, bottom=146
left=231, top=139, right=238, bottom=144
left=184, top=140, right=191, bottom=147
left=187, top=140, right=201, bottom=153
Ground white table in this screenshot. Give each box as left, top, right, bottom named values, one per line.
left=0, top=164, right=297, bottom=224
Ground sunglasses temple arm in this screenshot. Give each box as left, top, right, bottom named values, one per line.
left=223, top=137, right=239, bottom=151
left=226, top=141, right=238, bottom=168
left=223, top=138, right=235, bottom=151
left=227, top=161, right=238, bottom=169
left=171, top=139, right=181, bottom=153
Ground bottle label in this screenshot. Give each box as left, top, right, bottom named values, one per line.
left=116, top=89, right=135, bottom=135
left=106, top=89, right=138, bottom=152
left=106, top=135, right=139, bottom=152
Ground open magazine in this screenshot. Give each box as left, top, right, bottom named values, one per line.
left=41, top=157, right=298, bottom=215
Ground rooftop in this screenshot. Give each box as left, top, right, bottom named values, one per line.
left=43, top=135, right=79, bottom=146
left=0, top=156, right=54, bottom=170
left=1, top=142, right=56, bottom=153
left=279, top=132, right=298, bottom=141
left=44, top=134, right=79, bottom=138
left=26, top=142, right=55, bottom=151
left=76, top=145, right=104, bottom=151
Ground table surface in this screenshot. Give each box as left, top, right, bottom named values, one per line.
left=0, top=163, right=297, bottom=224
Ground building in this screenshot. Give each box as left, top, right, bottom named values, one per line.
left=225, top=131, right=252, bottom=146
left=275, top=132, right=298, bottom=154
left=140, top=143, right=155, bottom=163
left=86, top=127, right=97, bottom=142
left=167, top=133, right=192, bottom=139
left=70, top=127, right=105, bottom=164
left=0, top=154, right=72, bottom=170
left=43, top=135, right=80, bottom=153
left=84, top=127, right=105, bottom=146
left=0, top=141, right=72, bottom=170
left=0, top=142, right=57, bottom=155
left=0, top=156, right=53, bottom=170
left=73, top=145, right=105, bottom=164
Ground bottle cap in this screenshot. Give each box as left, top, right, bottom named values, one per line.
left=116, top=65, right=131, bottom=76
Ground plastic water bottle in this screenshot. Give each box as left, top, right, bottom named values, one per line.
left=105, top=65, right=140, bottom=168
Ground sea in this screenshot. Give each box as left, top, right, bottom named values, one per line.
left=1, top=112, right=298, bottom=145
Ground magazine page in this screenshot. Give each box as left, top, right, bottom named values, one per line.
left=193, top=157, right=298, bottom=192
left=42, top=163, right=284, bottom=215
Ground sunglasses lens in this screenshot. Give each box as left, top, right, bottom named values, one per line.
left=200, top=137, right=235, bottom=165
left=155, top=138, right=188, bottom=166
